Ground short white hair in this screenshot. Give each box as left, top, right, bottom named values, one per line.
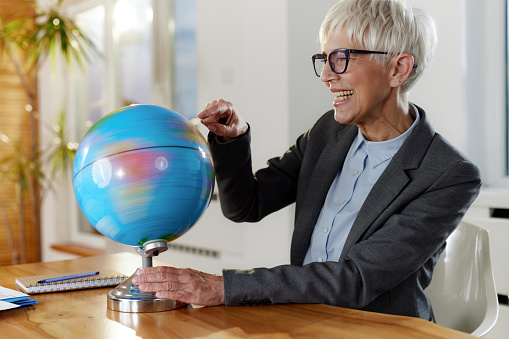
left=319, top=0, right=437, bottom=92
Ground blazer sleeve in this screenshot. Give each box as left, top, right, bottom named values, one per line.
left=209, top=122, right=311, bottom=223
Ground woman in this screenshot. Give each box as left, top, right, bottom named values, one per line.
left=133, top=0, right=481, bottom=321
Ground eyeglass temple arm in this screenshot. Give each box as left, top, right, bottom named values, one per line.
left=349, top=50, right=418, bottom=68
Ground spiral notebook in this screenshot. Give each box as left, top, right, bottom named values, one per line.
left=15, top=269, right=128, bottom=294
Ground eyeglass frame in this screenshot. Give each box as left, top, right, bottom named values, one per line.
left=311, top=49, right=416, bottom=77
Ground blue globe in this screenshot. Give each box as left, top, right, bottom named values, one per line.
left=72, top=105, right=215, bottom=247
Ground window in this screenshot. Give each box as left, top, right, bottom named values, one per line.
left=463, top=0, right=507, bottom=187
left=61, top=0, right=197, bottom=246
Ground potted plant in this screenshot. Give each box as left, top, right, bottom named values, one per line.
left=0, top=0, right=96, bottom=264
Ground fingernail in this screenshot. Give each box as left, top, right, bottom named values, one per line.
left=132, top=277, right=139, bottom=284
left=139, top=283, right=147, bottom=291
left=209, top=125, right=217, bottom=133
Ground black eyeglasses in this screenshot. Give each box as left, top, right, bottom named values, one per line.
left=312, top=49, right=389, bottom=77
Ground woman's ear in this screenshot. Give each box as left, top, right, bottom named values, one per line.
left=390, top=52, right=414, bottom=87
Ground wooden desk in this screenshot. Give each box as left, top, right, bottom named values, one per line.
left=0, top=252, right=474, bottom=338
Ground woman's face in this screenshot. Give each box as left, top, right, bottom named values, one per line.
left=320, top=31, right=394, bottom=127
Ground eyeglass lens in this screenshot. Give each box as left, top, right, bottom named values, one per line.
left=314, top=50, right=348, bottom=76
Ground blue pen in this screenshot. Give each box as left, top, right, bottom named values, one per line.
left=2, top=296, right=29, bottom=303
left=37, top=271, right=100, bottom=284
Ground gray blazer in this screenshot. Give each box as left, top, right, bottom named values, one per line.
left=209, top=105, right=482, bottom=320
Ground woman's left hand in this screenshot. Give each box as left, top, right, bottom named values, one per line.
left=132, top=266, right=224, bottom=306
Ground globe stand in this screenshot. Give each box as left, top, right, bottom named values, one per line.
left=107, top=240, right=188, bottom=312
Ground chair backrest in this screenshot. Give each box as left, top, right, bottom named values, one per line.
left=425, top=221, right=499, bottom=337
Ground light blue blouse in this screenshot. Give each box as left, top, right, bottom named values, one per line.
left=303, top=106, right=420, bottom=264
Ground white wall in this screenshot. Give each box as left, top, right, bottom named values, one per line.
left=408, top=0, right=506, bottom=187
left=287, top=0, right=338, bottom=143
left=407, top=0, right=465, bottom=148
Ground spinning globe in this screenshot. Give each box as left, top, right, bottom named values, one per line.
left=72, top=105, right=215, bottom=247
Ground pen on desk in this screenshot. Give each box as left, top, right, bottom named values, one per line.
left=37, top=271, right=100, bottom=284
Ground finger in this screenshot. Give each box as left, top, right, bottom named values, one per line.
left=136, top=269, right=195, bottom=287
left=197, top=101, right=218, bottom=119
left=137, top=266, right=179, bottom=275
left=197, top=99, right=233, bottom=119
left=197, top=106, right=214, bottom=119
left=133, top=273, right=164, bottom=285
left=141, top=282, right=219, bottom=306
left=138, top=281, right=184, bottom=293
left=133, top=268, right=178, bottom=286
left=206, top=122, right=231, bottom=136
left=155, top=290, right=193, bottom=303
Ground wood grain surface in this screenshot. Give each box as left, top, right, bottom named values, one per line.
left=0, top=252, right=474, bottom=338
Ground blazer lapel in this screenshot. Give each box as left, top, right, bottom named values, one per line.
left=339, top=160, right=410, bottom=259
left=339, top=105, right=435, bottom=258
left=291, top=124, right=357, bottom=265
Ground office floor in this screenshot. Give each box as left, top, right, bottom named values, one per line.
left=485, top=304, right=509, bottom=339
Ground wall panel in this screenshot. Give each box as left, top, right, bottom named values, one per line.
left=0, top=0, right=40, bottom=265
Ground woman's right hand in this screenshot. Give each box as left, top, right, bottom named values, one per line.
left=197, top=99, right=248, bottom=140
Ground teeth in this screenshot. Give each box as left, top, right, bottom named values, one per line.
left=334, top=90, right=353, bottom=102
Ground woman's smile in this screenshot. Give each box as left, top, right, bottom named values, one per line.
left=333, top=90, right=354, bottom=106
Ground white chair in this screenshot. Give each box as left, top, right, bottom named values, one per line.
left=425, top=221, right=499, bottom=337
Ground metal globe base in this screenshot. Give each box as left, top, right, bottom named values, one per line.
left=107, top=240, right=188, bottom=313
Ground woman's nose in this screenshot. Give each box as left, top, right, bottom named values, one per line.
left=320, top=62, right=339, bottom=83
